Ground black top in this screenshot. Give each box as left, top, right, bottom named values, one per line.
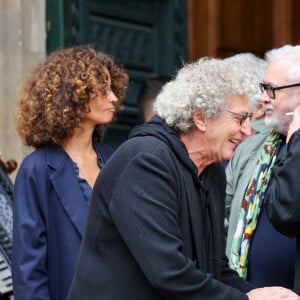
left=265, top=129, right=300, bottom=294
left=68, top=116, right=253, bottom=300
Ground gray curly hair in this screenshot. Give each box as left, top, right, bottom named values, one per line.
left=154, top=57, right=258, bottom=132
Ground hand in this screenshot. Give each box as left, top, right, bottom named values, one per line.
left=247, top=286, right=299, bottom=299
left=287, top=105, right=300, bottom=143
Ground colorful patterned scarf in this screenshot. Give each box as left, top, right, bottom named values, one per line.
left=229, top=130, right=283, bottom=278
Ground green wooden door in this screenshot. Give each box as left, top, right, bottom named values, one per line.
left=47, top=0, right=187, bottom=148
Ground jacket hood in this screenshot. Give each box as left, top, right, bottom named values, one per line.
left=129, top=115, right=199, bottom=179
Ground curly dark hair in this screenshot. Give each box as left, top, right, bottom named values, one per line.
left=16, top=45, right=129, bottom=148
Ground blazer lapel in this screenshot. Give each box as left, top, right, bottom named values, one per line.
left=45, top=146, right=88, bottom=237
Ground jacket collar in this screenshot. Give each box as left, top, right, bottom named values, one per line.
left=45, top=146, right=88, bottom=237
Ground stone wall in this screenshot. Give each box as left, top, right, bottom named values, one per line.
left=0, top=0, right=46, bottom=181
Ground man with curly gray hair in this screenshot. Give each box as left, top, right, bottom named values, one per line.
left=68, top=57, right=298, bottom=300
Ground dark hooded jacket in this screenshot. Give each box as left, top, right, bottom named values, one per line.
left=67, top=116, right=253, bottom=300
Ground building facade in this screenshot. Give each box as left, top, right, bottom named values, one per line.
left=1, top=0, right=300, bottom=181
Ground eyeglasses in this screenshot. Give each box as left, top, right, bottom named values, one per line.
left=221, top=110, right=253, bottom=125
left=259, top=82, right=300, bottom=99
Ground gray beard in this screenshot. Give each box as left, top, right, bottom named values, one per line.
left=264, top=115, right=288, bottom=136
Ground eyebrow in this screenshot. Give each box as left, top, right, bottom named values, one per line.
left=262, top=81, right=280, bottom=87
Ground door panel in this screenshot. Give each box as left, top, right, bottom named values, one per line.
left=47, top=0, right=187, bottom=148
left=187, top=0, right=300, bottom=61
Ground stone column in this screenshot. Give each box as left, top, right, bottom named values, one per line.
left=0, top=0, right=46, bottom=181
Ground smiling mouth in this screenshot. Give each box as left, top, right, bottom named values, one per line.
left=229, top=138, right=240, bottom=145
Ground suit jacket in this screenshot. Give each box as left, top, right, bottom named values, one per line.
left=12, top=143, right=113, bottom=300
left=68, top=117, right=253, bottom=300
left=265, top=129, right=300, bottom=294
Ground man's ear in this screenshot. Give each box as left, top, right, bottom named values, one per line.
left=193, top=110, right=207, bottom=132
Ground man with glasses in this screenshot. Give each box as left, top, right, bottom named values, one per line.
left=226, top=45, right=300, bottom=292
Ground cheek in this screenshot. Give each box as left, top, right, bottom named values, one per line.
left=210, top=127, right=231, bottom=151
left=208, top=117, right=239, bottom=142
left=217, top=120, right=238, bottom=136
left=272, top=102, right=289, bottom=119
left=273, top=100, right=282, bottom=110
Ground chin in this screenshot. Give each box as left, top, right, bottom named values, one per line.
left=222, top=152, right=233, bottom=161
left=100, top=117, right=115, bottom=125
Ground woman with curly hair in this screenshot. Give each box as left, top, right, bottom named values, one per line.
left=12, top=45, right=128, bottom=300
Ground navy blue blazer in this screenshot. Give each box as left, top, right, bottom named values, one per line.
left=12, top=143, right=113, bottom=300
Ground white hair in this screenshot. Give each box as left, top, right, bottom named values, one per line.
left=265, top=44, right=300, bottom=82
left=154, top=57, right=257, bottom=132
left=224, top=53, right=267, bottom=109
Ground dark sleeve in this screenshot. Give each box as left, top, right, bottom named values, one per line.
left=12, top=157, right=50, bottom=300
left=265, top=129, right=300, bottom=236
left=109, top=154, right=249, bottom=300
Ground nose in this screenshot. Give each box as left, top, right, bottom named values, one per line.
left=107, top=90, right=118, bottom=103
left=261, top=90, right=272, bottom=104
left=240, top=118, right=252, bottom=137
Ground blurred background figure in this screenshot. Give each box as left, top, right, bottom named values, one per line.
left=225, top=53, right=268, bottom=134
left=0, top=155, right=17, bottom=300
left=138, top=76, right=171, bottom=122
left=12, top=45, right=128, bottom=300
left=221, top=53, right=268, bottom=172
